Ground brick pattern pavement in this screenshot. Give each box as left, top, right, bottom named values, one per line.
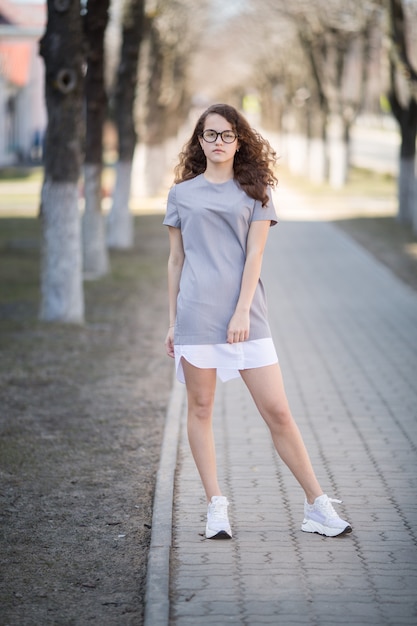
left=169, top=219, right=417, bottom=626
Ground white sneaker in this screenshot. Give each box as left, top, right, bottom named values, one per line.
left=301, top=494, right=352, bottom=537
left=205, top=496, right=232, bottom=539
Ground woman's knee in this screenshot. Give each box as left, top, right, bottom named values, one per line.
left=183, top=361, right=216, bottom=421
left=263, top=402, right=293, bottom=430
left=187, top=390, right=214, bottom=421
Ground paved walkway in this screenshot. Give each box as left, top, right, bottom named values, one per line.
left=145, top=189, right=417, bottom=626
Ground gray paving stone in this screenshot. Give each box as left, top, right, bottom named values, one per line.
left=146, top=214, right=417, bottom=626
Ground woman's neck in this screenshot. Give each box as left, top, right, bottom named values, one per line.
left=203, top=163, right=234, bottom=184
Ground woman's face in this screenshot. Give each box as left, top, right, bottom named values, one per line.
left=198, top=113, right=239, bottom=167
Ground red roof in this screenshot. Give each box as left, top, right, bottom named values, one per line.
left=0, top=39, right=32, bottom=86
left=0, top=1, right=46, bottom=86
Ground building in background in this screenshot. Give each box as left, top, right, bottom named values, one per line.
left=0, top=0, right=46, bottom=166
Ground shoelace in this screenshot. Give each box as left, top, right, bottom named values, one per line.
left=319, top=497, right=342, bottom=519
left=210, top=500, right=228, bottom=521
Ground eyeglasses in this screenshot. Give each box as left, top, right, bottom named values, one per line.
left=202, top=129, right=238, bottom=144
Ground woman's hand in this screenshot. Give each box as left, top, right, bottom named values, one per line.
left=165, top=326, right=175, bottom=358
left=227, top=310, right=250, bottom=344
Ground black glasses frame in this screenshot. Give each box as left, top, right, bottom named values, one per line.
left=201, top=129, right=238, bottom=144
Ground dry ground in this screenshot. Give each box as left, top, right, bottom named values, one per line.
left=0, top=172, right=416, bottom=626
left=0, top=213, right=173, bottom=625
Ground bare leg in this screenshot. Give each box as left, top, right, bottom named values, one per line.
left=182, top=358, right=222, bottom=502
left=240, top=363, right=323, bottom=504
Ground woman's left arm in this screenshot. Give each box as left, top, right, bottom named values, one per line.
left=227, top=220, right=271, bottom=344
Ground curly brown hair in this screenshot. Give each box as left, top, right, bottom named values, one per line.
left=174, top=103, right=278, bottom=206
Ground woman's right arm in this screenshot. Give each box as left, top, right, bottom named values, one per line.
left=165, top=226, right=184, bottom=358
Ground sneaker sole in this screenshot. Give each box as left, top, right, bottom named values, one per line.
left=301, top=520, right=352, bottom=537
left=206, top=530, right=232, bottom=540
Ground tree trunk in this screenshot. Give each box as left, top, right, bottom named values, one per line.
left=39, top=0, right=84, bottom=323
left=307, top=102, right=327, bottom=185
left=387, top=0, right=417, bottom=228
left=82, top=0, right=110, bottom=278
left=107, top=0, right=145, bottom=249
left=284, top=107, right=308, bottom=177
left=83, top=164, right=109, bottom=279
left=398, top=157, right=417, bottom=230
left=107, top=160, right=134, bottom=245
left=40, top=182, right=83, bottom=321
left=308, top=137, right=327, bottom=185
left=287, top=132, right=308, bottom=177
left=327, top=114, right=348, bottom=189
left=397, top=103, right=417, bottom=227
left=136, top=21, right=167, bottom=198
left=137, top=20, right=190, bottom=197
left=389, top=94, right=417, bottom=226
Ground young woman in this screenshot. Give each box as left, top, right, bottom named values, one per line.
left=164, top=103, right=351, bottom=540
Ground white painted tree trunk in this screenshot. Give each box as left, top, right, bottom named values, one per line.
left=106, top=160, right=134, bottom=249
left=131, top=143, right=146, bottom=197
left=397, top=157, right=417, bottom=231
left=165, top=136, right=179, bottom=185
left=82, top=164, right=109, bottom=279
left=308, top=137, right=327, bottom=185
left=263, top=130, right=281, bottom=158
left=40, top=180, right=84, bottom=323
left=287, top=133, right=308, bottom=176
left=131, top=143, right=167, bottom=197
left=145, top=144, right=167, bottom=196
left=328, top=115, right=348, bottom=189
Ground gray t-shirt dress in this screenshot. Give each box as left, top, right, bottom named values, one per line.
left=163, top=174, right=279, bottom=382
